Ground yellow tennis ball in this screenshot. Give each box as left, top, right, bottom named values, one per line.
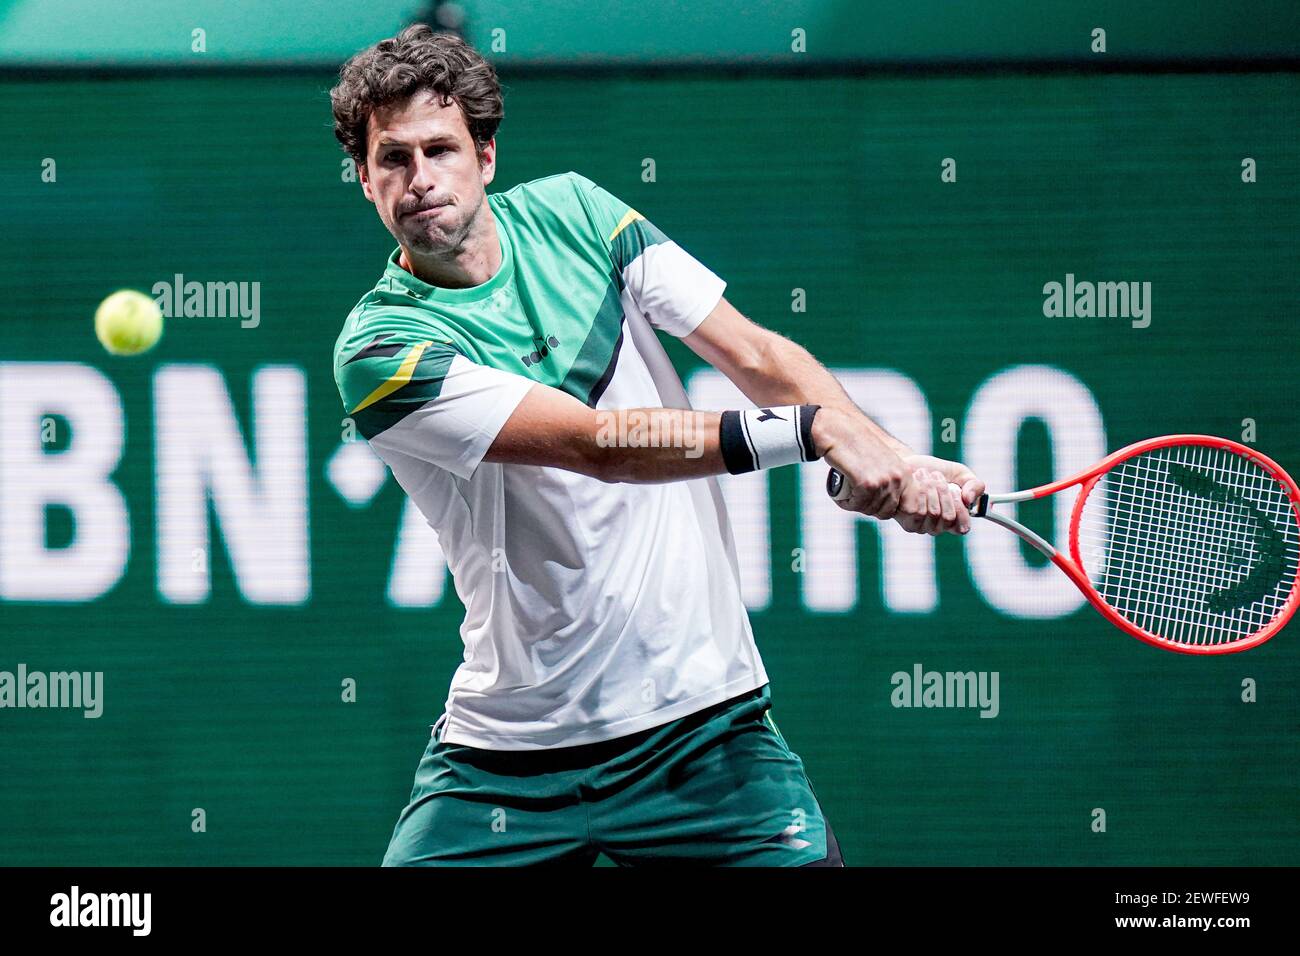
left=94, top=289, right=163, bottom=356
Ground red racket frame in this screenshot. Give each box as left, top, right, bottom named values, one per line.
left=1013, top=434, right=1300, bottom=654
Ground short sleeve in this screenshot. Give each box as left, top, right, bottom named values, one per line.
left=570, top=172, right=726, bottom=338
left=335, top=330, right=534, bottom=481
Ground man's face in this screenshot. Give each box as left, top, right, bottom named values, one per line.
left=359, top=89, right=495, bottom=254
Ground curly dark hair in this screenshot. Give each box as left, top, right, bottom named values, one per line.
left=330, top=25, right=503, bottom=167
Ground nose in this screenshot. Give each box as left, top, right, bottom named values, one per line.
left=410, top=150, right=442, bottom=199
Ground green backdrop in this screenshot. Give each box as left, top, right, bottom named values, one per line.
left=4, top=1, right=1298, bottom=63
left=1, top=69, right=1297, bottom=865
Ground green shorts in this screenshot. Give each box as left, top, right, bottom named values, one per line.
left=382, top=683, right=844, bottom=866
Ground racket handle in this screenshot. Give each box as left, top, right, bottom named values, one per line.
left=826, top=468, right=850, bottom=501
left=826, top=467, right=980, bottom=514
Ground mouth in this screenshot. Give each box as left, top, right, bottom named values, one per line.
left=405, top=203, right=450, bottom=220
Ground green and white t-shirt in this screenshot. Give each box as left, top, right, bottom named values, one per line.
left=333, top=171, right=766, bottom=750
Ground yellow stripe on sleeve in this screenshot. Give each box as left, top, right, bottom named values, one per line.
left=608, top=208, right=645, bottom=242
left=349, top=340, right=432, bottom=414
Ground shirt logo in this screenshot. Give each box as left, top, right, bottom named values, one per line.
left=521, top=335, right=561, bottom=368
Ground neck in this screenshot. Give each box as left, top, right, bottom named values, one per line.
left=399, top=206, right=501, bottom=290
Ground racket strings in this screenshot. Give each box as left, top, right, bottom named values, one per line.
left=1107, top=448, right=1296, bottom=642
left=1076, top=444, right=1300, bottom=646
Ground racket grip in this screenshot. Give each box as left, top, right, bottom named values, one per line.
left=827, top=468, right=980, bottom=514
left=826, top=468, right=850, bottom=501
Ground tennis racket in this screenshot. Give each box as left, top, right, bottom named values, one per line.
left=826, top=435, right=1300, bottom=654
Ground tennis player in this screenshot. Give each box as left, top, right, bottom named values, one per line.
left=330, top=25, right=985, bottom=866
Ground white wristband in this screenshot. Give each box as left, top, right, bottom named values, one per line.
left=719, top=405, right=821, bottom=474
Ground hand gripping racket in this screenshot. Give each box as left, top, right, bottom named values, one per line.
left=826, top=435, right=1300, bottom=654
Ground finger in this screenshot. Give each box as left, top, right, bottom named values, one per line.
left=883, top=469, right=915, bottom=523
left=896, top=493, right=923, bottom=532
left=834, top=481, right=861, bottom=511
left=896, top=479, right=923, bottom=528
left=930, top=476, right=950, bottom=534
left=961, top=476, right=986, bottom=506
left=855, top=473, right=901, bottom=520
left=938, top=476, right=956, bottom=525
left=839, top=480, right=868, bottom=512
left=923, top=480, right=942, bottom=535
left=859, top=483, right=889, bottom=517
left=949, top=483, right=970, bottom=534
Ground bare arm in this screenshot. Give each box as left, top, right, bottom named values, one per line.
left=480, top=299, right=982, bottom=534
left=683, top=297, right=985, bottom=533
left=483, top=381, right=727, bottom=483
left=683, top=297, right=913, bottom=456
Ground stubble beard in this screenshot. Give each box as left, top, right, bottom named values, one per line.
left=402, top=193, right=482, bottom=257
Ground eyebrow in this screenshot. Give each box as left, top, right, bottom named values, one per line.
left=376, top=134, right=458, bottom=150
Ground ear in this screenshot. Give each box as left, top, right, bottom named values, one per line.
left=358, top=160, right=375, bottom=203
left=478, top=137, right=497, bottom=188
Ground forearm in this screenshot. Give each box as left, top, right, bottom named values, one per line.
left=729, top=332, right=914, bottom=457
left=674, top=298, right=983, bottom=529
left=487, top=392, right=728, bottom=482
left=590, top=408, right=726, bottom=483
left=489, top=381, right=820, bottom=484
